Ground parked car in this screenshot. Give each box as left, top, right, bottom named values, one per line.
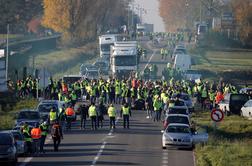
left=9, top=130, right=26, bottom=156
left=218, top=93, right=249, bottom=115
left=36, top=100, right=66, bottom=120
left=163, top=114, right=191, bottom=129
left=172, top=93, right=194, bottom=112
left=241, top=99, right=252, bottom=118
left=162, top=123, right=208, bottom=149
left=15, top=109, right=41, bottom=129
left=0, top=131, right=17, bottom=165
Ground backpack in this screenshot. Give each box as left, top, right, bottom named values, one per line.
left=51, top=124, right=60, bottom=137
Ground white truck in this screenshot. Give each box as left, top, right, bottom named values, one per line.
left=99, top=34, right=118, bottom=61
left=173, top=54, right=191, bottom=71
left=110, top=41, right=138, bottom=78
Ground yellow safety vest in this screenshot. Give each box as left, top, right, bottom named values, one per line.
left=108, top=106, right=116, bottom=117
left=122, top=106, right=130, bottom=115
left=88, top=106, right=97, bottom=117
left=50, top=111, right=57, bottom=121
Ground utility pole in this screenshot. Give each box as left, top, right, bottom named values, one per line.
left=5, top=24, right=9, bottom=82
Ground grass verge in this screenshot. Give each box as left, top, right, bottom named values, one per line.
left=8, top=42, right=97, bottom=80
left=192, top=111, right=252, bottom=166
left=0, top=99, right=39, bottom=130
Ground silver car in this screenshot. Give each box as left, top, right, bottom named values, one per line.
left=162, top=123, right=208, bottom=149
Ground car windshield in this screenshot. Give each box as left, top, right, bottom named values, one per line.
left=167, top=125, right=190, bottom=133
left=0, top=134, right=13, bottom=145
left=168, top=108, right=187, bottom=115
left=18, top=111, right=40, bottom=120
left=115, top=56, right=137, bottom=66
left=101, top=44, right=111, bottom=52
left=181, top=94, right=189, bottom=101
left=167, top=116, right=189, bottom=124
left=38, top=104, right=58, bottom=113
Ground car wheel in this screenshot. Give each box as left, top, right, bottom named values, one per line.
left=162, top=146, right=166, bottom=149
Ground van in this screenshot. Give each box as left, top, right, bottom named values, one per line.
left=219, top=93, right=249, bottom=115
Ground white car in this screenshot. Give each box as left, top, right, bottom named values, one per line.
left=162, top=123, right=208, bottom=149
left=241, top=99, right=252, bottom=119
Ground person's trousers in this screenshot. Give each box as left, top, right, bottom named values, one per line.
left=123, top=115, right=129, bottom=128
left=80, top=117, right=86, bottom=129
left=52, top=137, right=61, bottom=151
left=33, top=139, right=40, bottom=154
left=109, top=117, right=115, bottom=128
left=90, top=116, right=97, bottom=129
left=40, top=135, right=46, bottom=152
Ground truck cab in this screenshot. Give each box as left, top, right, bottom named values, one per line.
left=110, top=41, right=138, bottom=78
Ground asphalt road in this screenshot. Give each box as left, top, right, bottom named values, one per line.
left=18, top=39, right=195, bottom=166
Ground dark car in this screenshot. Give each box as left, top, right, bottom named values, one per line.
left=15, top=110, right=41, bottom=128
left=0, top=131, right=18, bottom=165
left=219, top=93, right=249, bottom=115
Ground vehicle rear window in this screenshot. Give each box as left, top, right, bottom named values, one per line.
left=38, top=104, right=58, bottom=113
left=168, top=108, right=187, bottom=115
left=167, top=116, right=189, bottom=125
left=18, top=111, right=40, bottom=120
left=167, top=126, right=190, bottom=133
left=0, top=134, right=13, bottom=145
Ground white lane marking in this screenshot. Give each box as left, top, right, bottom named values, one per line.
left=91, top=117, right=119, bottom=166
left=19, top=137, right=52, bottom=166
left=91, top=142, right=107, bottom=166
left=162, top=149, right=168, bottom=166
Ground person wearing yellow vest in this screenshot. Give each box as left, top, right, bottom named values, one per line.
left=107, top=104, right=116, bottom=129
left=121, top=103, right=131, bottom=129
left=22, top=123, right=33, bottom=154
left=88, top=103, right=97, bottom=130
left=153, top=96, right=162, bottom=122
left=49, top=108, right=58, bottom=125
left=31, top=123, right=42, bottom=156
left=39, top=121, right=49, bottom=153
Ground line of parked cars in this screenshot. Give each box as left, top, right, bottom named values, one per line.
left=161, top=94, right=208, bottom=150
left=0, top=99, right=72, bottom=165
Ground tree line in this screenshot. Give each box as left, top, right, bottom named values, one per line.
left=0, top=0, right=131, bottom=45
left=159, top=0, right=252, bottom=45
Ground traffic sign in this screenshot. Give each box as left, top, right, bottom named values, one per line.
left=211, top=109, right=224, bottom=122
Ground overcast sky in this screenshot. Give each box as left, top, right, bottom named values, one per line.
left=133, top=0, right=165, bottom=32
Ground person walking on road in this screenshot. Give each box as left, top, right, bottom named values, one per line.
left=39, top=121, right=49, bottom=153
left=108, top=104, right=116, bottom=129
left=65, top=106, right=75, bottom=130
left=51, top=121, right=63, bottom=152
left=121, top=103, right=131, bottom=129
left=22, top=123, right=33, bottom=155
left=31, top=123, right=42, bottom=156
left=80, top=104, right=89, bottom=130
left=97, top=102, right=106, bottom=128
left=88, top=102, right=97, bottom=130
left=153, top=96, right=162, bottom=122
